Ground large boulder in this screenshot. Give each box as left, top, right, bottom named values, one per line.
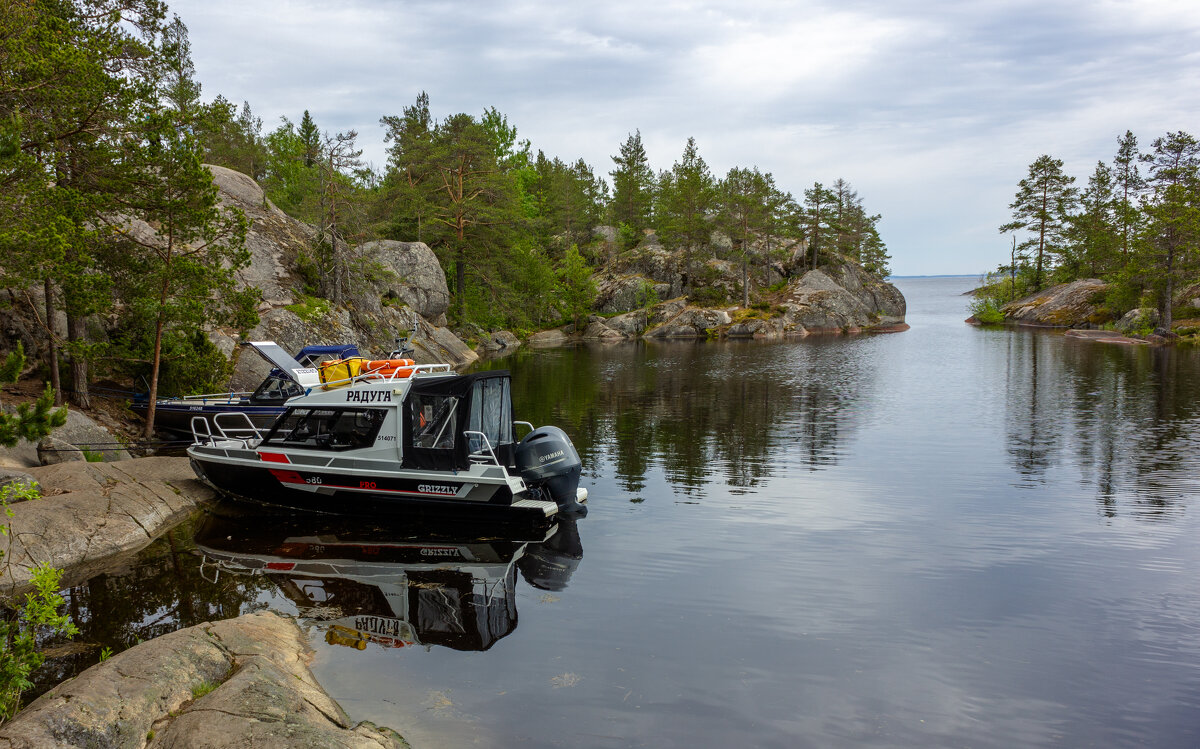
left=353, top=240, right=451, bottom=325
left=645, top=307, right=732, bottom=339
left=528, top=328, right=571, bottom=347
left=208, top=165, right=312, bottom=308
left=0, top=612, right=406, bottom=749
left=36, top=436, right=84, bottom=466
left=46, top=409, right=131, bottom=462
left=776, top=263, right=907, bottom=333
left=1001, top=279, right=1110, bottom=327
left=594, top=276, right=663, bottom=314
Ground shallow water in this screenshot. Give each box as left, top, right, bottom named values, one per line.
left=47, top=277, right=1200, bottom=747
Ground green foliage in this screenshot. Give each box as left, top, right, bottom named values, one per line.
left=998, top=154, right=1079, bottom=291
left=99, top=646, right=112, bottom=662
left=0, top=478, right=78, bottom=724
left=191, top=680, right=219, bottom=699
left=0, top=344, right=68, bottom=448
left=285, top=294, right=333, bottom=323
left=81, top=449, right=104, bottom=462
left=968, top=296, right=1006, bottom=325
left=639, top=280, right=660, bottom=309
left=557, top=244, right=597, bottom=329
left=656, top=137, right=716, bottom=260
left=609, top=130, right=655, bottom=237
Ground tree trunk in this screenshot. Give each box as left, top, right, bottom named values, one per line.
left=44, top=278, right=61, bottom=405
left=455, top=249, right=466, bottom=320
left=1163, top=242, right=1175, bottom=332
left=741, top=256, right=750, bottom=308
left=144, top=291, right=168, bottom=440
left=66, top=312, right=90, bottom=408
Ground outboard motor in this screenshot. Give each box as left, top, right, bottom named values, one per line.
left=515, top=426, right=583, bottom=510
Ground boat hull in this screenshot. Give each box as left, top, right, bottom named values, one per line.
left=132, top=401, right=283, bottom=439
left=188, top=451, right=557, bottom=522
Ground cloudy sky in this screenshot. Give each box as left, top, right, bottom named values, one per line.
left=168, top=0, right=1200, bottom=275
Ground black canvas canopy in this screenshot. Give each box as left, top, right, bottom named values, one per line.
left=403, top=371, right=514, bottom=470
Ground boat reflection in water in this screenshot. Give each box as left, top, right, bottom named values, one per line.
left=194, top=507, right=584, bottom=653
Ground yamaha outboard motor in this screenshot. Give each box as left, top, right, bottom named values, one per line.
left=515, top=426, right=584, bottom=511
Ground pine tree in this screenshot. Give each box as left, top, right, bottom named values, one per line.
left=0, top=0, right=168, bottom=409
left=999, top=155, right=1078, bottom=290
left=1112, top=130, right=1145, bottom=263
left=1139, top=131, right=1200, bottom=331
left=1069, top=161, right=1119, bottom=278
left=803, top=182, right=837, bottom=271
left=315, top=129, right=365, bottom=304
left=719, top=167, right=770, bottom=307
left=112, top=103, right=254, bottom=438
left=557, top=244, right=596, bottom=329
left=609, top=130, right=654, bottom=246
left=298, top=110, right=321, bottom=168
left=657, top=137, right=716, bottom=270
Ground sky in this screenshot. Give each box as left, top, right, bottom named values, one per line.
left=167, top=0, right=1200, bottom=276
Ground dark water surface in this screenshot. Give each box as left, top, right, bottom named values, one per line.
left=52, top=277, right=1200, bottom=747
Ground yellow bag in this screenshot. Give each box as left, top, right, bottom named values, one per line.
left=319, top=357, right=368, bottom=389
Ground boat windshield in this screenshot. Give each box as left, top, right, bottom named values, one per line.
left=250, top=375, right=304, bottom=405
left=263, top=407, right=387, bottom=450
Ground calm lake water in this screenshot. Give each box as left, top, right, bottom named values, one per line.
left=46, top=276, right=1200, bottom=747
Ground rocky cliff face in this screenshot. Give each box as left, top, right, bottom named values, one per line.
left=204, top=167, right=476, bottom=388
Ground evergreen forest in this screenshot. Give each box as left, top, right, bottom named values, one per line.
left=982, top=131, right=1200, bottom=332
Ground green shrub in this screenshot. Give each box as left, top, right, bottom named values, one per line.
left=285, top=294, right=333, bottom=322
left=968, top=296, right=1006, bottom=325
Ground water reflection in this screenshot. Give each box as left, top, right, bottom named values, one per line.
left=999, top=331, right=1200, bottom=519
left=27, top=515, right=275, bottom=699
left=193, top=510, right=586, bottom=653
left=477, top=340, right=880, bottom=496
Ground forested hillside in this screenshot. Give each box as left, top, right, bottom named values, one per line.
left=0, top=0, right=893, bottom=414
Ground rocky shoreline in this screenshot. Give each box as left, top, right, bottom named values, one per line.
left=0, top=456, right=409, bottom=747
left=0, top=611, right=408, bottom=748
left=967, top=278, right=1200, bottom=345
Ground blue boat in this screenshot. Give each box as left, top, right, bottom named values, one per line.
left=133, top=342, right=361, bottom=438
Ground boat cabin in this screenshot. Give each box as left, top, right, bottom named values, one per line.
left=256, top=370, right=519, bottom=470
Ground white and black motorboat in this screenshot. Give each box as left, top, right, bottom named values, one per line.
left=186, top=345, right=587, bottom=522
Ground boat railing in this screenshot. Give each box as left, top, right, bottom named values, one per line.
left=191, top=412, right=264, bottom=447
left=319, top=362, right=454, bottom=390
left=464, top=430, right=501, bottom=466
left=514, top=420, right=534, bottom=437
left=160, top=390, right=252, bottom=404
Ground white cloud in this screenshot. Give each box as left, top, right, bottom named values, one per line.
left=167, top=0, right=1200, bottom=274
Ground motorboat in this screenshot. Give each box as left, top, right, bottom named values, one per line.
left=132, top=342, right=361, bottom=438
left=186, top=344, right=588, bottom=522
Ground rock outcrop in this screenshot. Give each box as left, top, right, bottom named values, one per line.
left=0, top=611, right=407, bottom=748
left=353, top=240, right=451, bottom=325
left=0, top=457, right=216, bottom=592
left=999, top=279, right=1110, bottom=327
left=197, top=167, right=478, bottom=391
left=539, top=260, right=907, bottom=343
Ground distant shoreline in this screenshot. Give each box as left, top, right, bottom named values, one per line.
left=888, top=274, right=979, bottom=279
